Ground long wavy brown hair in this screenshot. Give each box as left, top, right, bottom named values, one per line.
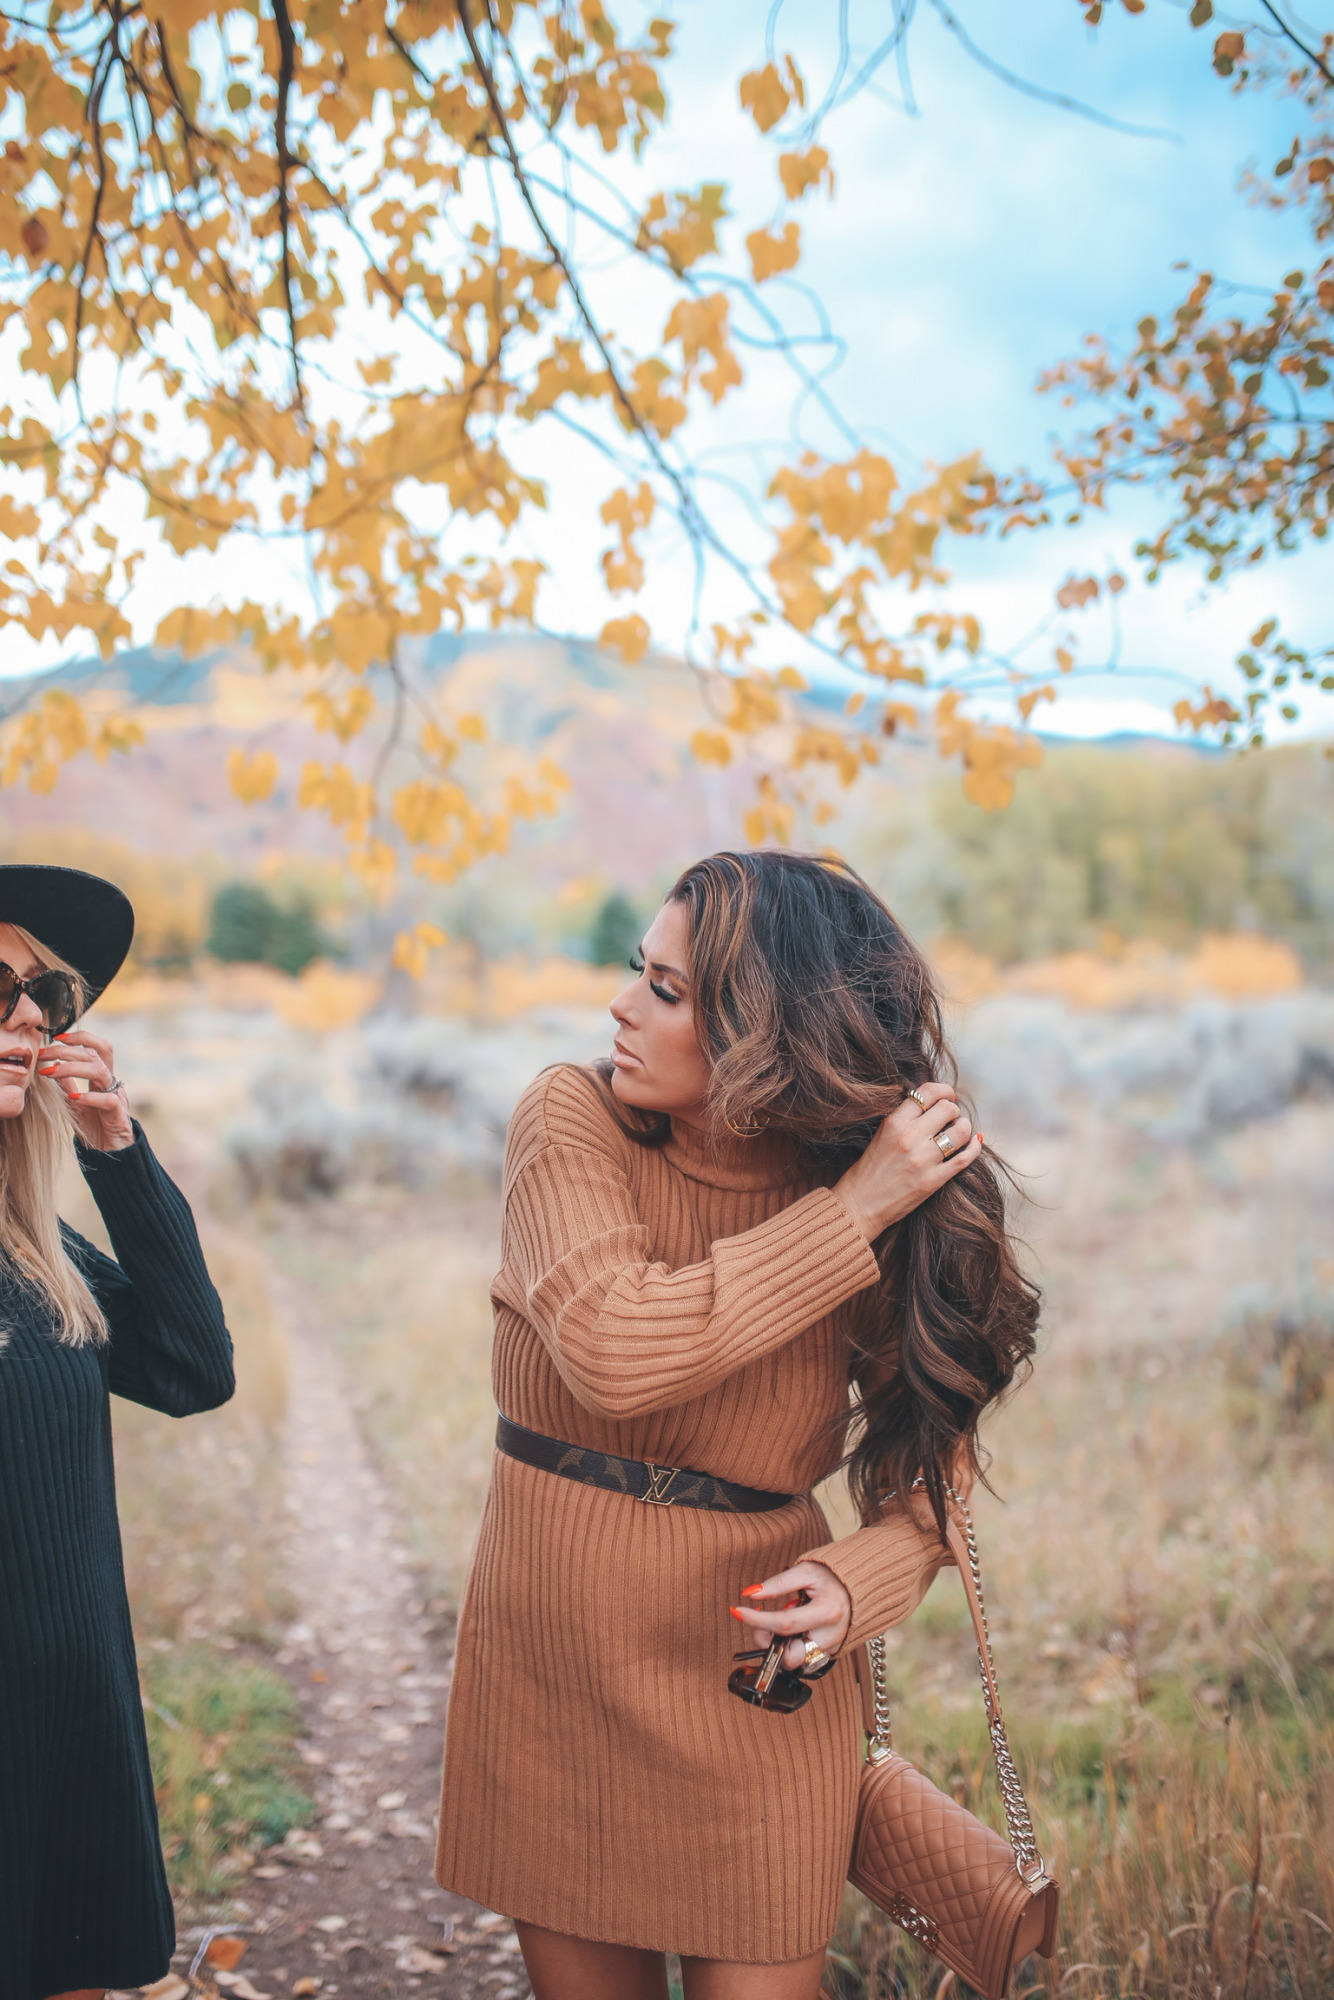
left=603, top=850, right=1039, bottom=1532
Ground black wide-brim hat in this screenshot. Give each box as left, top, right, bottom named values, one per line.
left=0, top=866, right=135, bottom=1008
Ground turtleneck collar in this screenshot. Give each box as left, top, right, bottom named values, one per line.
left=662, top=1116, right=805, bottom=1191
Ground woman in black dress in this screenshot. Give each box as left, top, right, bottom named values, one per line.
left=0, top=866, right=234, bottom=2000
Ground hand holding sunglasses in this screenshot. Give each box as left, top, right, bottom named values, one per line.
left=726, top=1559, right=851, bottom=1713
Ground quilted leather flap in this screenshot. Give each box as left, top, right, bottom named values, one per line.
left=854, top=1755, right=1017, bottom=1933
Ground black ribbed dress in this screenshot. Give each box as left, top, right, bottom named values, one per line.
left=0, top=1125, right=233, bottom=2000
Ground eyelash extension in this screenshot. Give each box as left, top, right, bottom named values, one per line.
left=628, top=952, right=679, bottom=1005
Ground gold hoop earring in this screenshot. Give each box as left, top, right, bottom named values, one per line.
left=724, top=1113, right=763, bottom=1139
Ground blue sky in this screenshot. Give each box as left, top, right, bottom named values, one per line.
left=10, top=0, right=1331, bottom=742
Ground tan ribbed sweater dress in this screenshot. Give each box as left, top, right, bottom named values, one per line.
left=435, top=1064, right=952, bottom=1963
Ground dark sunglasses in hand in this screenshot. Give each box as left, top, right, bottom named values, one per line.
left=728, top=1634, right=838, bottom=1715
left=0, top=963, right=79, bottom=1037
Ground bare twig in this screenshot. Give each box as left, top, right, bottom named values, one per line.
left=1258, top=0, right=1334, bottom=91
left=925, top=0, right=1180, bottom=141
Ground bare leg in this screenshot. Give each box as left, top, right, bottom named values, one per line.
left=681, top=1947, right=828, bottom=1999
left=515, top=1922, right=671, bottom=2000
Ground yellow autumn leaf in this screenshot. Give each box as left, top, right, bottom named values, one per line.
left=778, top=146, right=834, bottom=201
left=742, top=774, right=795, bottom=846
left=739, top=64, right=790, bottom=133
left=305, top=684, right=375, bottom=743
left=392, top=921, right=449, bottom=980
left=738, top=56, right=803, bottom=132
left=690, top=729, right=733, bottom=767
left=0, top=495, right=40, bottom=538
left=600, top=614, right=651, bottom=663
left=226, top=748, right=279, bottom=803
left=746, top=222, right=801, bottom=283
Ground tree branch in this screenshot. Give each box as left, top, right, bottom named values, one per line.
left=270, top=0, right=305, bottom=415
left=1258, top=0, right=1334, bottom=92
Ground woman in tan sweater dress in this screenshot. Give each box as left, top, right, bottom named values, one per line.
left=436, top=852, right=1039, bottom=1999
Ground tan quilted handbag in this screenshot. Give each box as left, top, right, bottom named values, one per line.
left=849, top=1497, right=1059, bottom=2000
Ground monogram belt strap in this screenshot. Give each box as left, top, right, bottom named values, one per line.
left=495, top=1414, right=796, bottom=1514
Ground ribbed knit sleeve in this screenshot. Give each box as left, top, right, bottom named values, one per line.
left=499, top=1069, right=880, bottom=1420
left=799, top=1498, right=953, bottom=1651
left=65, top=1123, right=234, bottom=1416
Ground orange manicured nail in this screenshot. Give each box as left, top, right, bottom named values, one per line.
left=729, top=1607, right=746, bottom=1621
left=741, top=1585, right=765, bottom=1597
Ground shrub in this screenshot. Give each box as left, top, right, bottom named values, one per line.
left=589, top=889, right=641, bottom=967
left=207, top=882, right=328, bottom=975
left=1222, top=1289, right=1334, bottom=1447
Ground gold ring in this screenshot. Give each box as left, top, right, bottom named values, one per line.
left=801, top=1638, right=831, bottom=1674
left=907, top=1089, right=926, bottom=1108
left=934, top=1130, right=955, bottom=1157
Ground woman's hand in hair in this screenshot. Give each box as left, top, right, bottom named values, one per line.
left=834, top=1080, right=982, bottom=1243
left=730, top=1560, right=852, bottom=1671
left=36, top=1028, right=134, bottom=1152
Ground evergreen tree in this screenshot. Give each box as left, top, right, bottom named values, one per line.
left=207, top=883, right=278, bottom=965
left=590, top=892, right=641, bottom=968
left=207, top=883, right=328, bottom=974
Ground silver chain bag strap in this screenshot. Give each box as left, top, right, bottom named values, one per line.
left=849, top=1490, right=1060, bottom=1999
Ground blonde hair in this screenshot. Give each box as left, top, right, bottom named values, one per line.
left=0, top=924, right=107, bottom=1347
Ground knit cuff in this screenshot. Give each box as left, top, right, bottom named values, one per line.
left=77, top=1121, right=158, bottom=1212
left=801, top=1506, right=952, bottom=1652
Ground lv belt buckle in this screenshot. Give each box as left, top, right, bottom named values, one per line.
left=641, top=1462, right=680, bottom=1505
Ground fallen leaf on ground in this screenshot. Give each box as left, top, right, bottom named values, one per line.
left=252, top=1865, right=284, bottom=1879
left=375, top=1789, right=407, bottom=1809
left=395, top=1947, right=452, bottom=1972
left=292, top=1982, right=321, bottom=1997
left=206, top=1939, right=248, bottom=1971
left=141, top=1980, right=189, bottom=2000
left=474, top=1912, right=509, bottom=1931
left=314, top=1915, right=348, bottom=1932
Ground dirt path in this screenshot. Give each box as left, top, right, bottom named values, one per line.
left=176, top=1267, right=532, bottom=2000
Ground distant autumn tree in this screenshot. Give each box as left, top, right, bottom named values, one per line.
left=0, top=1, right=1328, bottom=954
left=1005, top=0, right=1334, bottom=747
